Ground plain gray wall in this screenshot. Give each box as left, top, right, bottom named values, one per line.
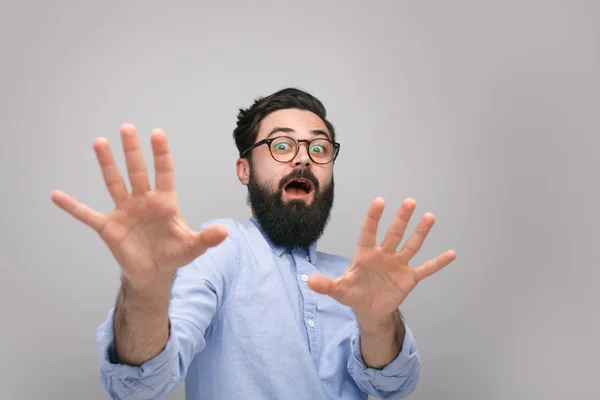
left=1, top=1, right=599, bottom=399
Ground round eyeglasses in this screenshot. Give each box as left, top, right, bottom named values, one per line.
left=241, top=136, right=341, bottom=165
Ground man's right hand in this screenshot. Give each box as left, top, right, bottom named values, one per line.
left=51, top=123, right=228, bottom=293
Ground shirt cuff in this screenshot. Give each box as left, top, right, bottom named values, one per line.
left=95, top=308, right=181, bottom=397
left=347, top=318, right=420, bottom=396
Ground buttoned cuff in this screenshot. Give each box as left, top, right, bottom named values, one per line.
left=95, top=308, right=180, bottom=397
left=347, top=319, right=420, bottom=396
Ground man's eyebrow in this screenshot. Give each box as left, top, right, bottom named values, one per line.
left=266, top=127, right=295, bottom=138
left=266, top=127, right=331, bottom=139
left=310, top=129, right=330, bottom=138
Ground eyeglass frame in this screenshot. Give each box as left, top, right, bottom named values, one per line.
left=240, top=136, right=341, bottom=165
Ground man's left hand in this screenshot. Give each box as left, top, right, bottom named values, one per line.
left=308, top=197, right=456, bottom=324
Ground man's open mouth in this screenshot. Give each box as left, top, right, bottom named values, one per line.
left=283, top=178, right=314, bottom=196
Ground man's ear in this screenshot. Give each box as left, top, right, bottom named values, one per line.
left=236, top=158, right=250, bottom=185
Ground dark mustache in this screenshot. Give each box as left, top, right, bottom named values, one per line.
left=278, top=168, right=320, bottom=192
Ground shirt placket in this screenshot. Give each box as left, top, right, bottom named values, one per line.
left=292, top=249, right=318, bottom=358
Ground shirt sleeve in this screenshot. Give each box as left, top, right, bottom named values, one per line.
left=94, top=220, right=240, bottom=400
left=347, top=318, right=420, bottom=399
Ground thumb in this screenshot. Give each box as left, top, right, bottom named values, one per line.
left=307, top=274, right=335, bottom=295
left=190, top=224, right=228, bottom=258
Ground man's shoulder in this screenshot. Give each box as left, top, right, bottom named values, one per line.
left=314, top=250, right=351, bottom=277
left=197, top=217, right=251, bottom=231
left=196, top=217, right=252, bottom=234
left=184, top=217, right=253, bottom=268
left=316, top=250, right=351, bottom=265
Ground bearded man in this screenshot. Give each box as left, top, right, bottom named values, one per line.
left=51, top=87, right=456, bottom=400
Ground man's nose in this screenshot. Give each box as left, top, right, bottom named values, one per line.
left=293, top=143, right=312, bottom=167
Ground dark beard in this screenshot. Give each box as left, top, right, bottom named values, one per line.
left=246, top=166, right=335, bottom=249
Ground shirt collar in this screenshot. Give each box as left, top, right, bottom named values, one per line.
left=248, top=216, right=319, bottom=264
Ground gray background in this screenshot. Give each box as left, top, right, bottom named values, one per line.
left=1, top=0, right=598, bottom=399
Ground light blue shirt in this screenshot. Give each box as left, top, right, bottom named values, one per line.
left=96, top=217, right=420, bottom=399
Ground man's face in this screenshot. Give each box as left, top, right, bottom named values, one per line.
left=239, top=109, right=336, bottom=248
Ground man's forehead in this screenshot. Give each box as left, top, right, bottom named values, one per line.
left=258, top=109, right=329, bottom=138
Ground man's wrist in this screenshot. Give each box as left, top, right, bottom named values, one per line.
left=356, top=309, right=405, bottom=348
left=355, top=309, right=399, bottom=335
left=355, top=309, right=406, bottom=368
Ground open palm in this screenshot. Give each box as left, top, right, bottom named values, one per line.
left=51, top=124, right=227, bottom=291
left=308, top=197, right=456, bottom=322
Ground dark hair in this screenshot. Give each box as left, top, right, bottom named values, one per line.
left=233, top=87, right=336, bottom=158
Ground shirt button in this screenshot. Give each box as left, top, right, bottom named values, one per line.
left=308, top=319, right=315, bottom=327
left=301, top=274, right=308, bottom=282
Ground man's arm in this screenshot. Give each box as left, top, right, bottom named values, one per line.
left=308, top=198, right=455, bottom=398
left=113, top=271, right=174, bottom=366
left=356, top=309, right=405, bottom=369
left=346, top=309, right=420, bottom=399
left=96, top=224, right=239, bottom=400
